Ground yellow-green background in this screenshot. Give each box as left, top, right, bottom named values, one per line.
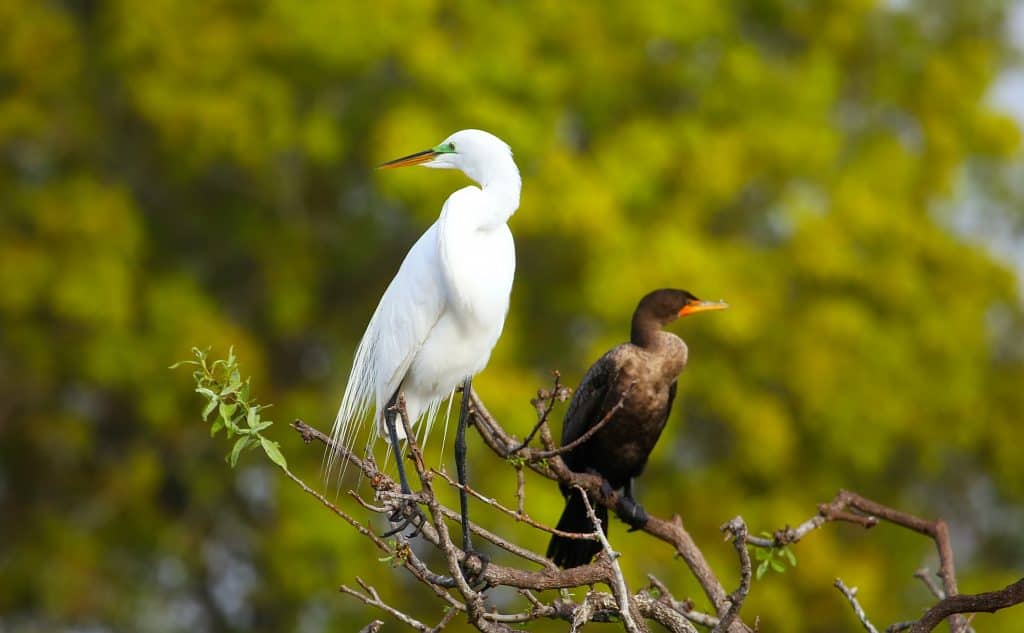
left=3, top=1, right=1024, bottom=631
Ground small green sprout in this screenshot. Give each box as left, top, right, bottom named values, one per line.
left=754, top=532, right=798, bottom=580
left=172, top=346, right=287, bottom=471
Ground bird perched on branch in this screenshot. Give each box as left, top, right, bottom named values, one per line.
left=548, top=289, right=727, bottom=568
left=329, top=129, right=521, bottom=563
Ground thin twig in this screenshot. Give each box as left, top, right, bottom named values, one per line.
left=834, top=578, right=880, bottom=633
left=647, top=574, right=719, bottom=628
left=529, top=382, right=635, bottom=459
left=510, top=371, right=569, bottom=452
left=713, top=518, right=752, bottom=633
left=342, top=577, right=431, bottom=632
left=357, top=620, right=384, bottom=633
left=515, top=464, right=526, bottom=516
left=433, top=467, right=599, bottom=541
left=575, top=485, right=647, bottom=633
left=915, top=568, right=946, bottom=600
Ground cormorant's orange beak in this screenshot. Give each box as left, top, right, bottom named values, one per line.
left=377, top=148, right=438, bottom=169
left=678, top=299, right=728, bottom=317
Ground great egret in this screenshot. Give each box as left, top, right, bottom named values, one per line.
left=330, top=129, right=521, bottom=562
left=547, top=289, right=727, bottom=568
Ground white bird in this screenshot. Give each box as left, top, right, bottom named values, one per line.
left=329, top=129, right=521, bottom=556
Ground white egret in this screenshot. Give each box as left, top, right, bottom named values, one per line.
left=329, top=129, right=521, bottom=561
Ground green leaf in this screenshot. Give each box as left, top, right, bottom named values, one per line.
left=202, top=398, right=218, bottom=422
left=770, top=559, right=785, bottom=573
left=754, top=548, right=770, bottom=561
left=260, top=437, right=288, bottom=470
left=210, top=417, right=225, bottom=438
left=756, top=560, right=769, bottom=580
left=228, top=436, right=251, bottom=468
left=219, top=401, right=238, bottom=422
left=783, top=548, right=797, bottom=566
left=247, top=405, right=259, bottom=428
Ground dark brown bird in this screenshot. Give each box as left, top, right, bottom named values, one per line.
left=547, top=289, right=727, bottom=568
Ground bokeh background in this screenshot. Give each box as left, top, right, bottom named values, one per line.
left=3, top=1, right=1024, bottom=631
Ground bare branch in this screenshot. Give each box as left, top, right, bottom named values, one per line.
left=341, top=577, right=431, bottom=632
left=915, top=568, right=946, bottom=600
left=575, top=485, right=646, bottom=633
left=907, top=577, right=1024, bottom=633
left=528, top=382, right=634, bottom=459
left=285, top=390, right=1024, bottom=633
left=835, top=578, right=881, bottom=633
left=713, top=518, right=752, bottom=633
left=432, top=467, right=598, bottom=542
left=509, top=371, right=570, bottom=452
left=467, top=389, right=746, bottom=631
left=357, top=620, right=384, bottom=633
left=647, top=574, right=720, bottom=628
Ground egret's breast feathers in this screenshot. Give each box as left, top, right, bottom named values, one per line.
left=438, top=187, right=516, bottom=330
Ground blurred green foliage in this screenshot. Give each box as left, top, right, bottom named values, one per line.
left=2, top=1, right=1024, bottom=631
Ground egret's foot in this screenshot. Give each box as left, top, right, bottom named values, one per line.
left=459, top=549, right=491, bottom=592
left=616, top=497, right=649, bottom=532
left=383, top=498, right=426, bottom=539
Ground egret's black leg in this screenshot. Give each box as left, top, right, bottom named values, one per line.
left=617, top=478, right=649, bottom=531
left=456, top=377, right=489, bottom=588
left=455, top=376, right=473, bottom=552
left=382, top=391, right=423, bottom=537
left=384, top=392, right=412, bottom=495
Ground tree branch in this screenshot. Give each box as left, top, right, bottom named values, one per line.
left=283, top=388, right=1024, bottom=633
left=907, top=577, right=1024, bottom=633
left=835, top=578, right=880, bottom=633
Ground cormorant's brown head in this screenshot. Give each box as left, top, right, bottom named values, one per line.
left=631, top=289, right=727, bottom=346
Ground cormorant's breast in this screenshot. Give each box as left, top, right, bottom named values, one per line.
left=571, top=332, right=687, bottom=487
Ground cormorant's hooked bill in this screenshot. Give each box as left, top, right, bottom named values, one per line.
left=678, top=297, right=728, bottom=317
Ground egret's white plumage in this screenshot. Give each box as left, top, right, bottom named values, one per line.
left=328, top=129, right=521, bottom=477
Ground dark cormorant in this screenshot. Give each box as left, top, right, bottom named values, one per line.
left=547, top=289, right=727, bottom=568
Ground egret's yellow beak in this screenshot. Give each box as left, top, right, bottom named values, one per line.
left=378, top=149, right=438, bottom=169
left=678, top=299, right=728, bottom=317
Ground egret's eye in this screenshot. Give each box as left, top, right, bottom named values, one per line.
left=447, top=142, right=456, bottom=153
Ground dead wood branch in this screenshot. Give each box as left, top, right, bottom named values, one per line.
left=280, top=381, right=1024, bottom=632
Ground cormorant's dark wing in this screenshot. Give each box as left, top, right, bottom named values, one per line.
left=560, top=348, right=621, bottom=450
left=664, top=380, right=678, bottom=423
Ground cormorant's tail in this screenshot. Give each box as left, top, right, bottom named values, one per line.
left=547, top=488, right=608, bottom=568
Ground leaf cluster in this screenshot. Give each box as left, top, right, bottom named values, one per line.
left=172, top=347, right=287, bottom=471
left=753, top=533, right=797, bottom=581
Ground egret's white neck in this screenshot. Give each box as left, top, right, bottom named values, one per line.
left=465, top=154, right=521, bottom=227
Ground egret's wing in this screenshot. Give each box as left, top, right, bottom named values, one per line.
left=327, top=222, right=445, bottom=477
